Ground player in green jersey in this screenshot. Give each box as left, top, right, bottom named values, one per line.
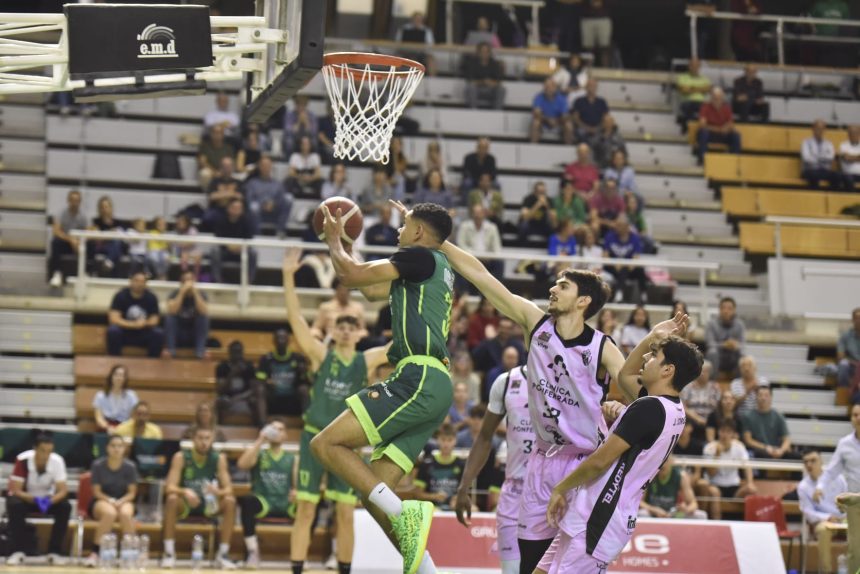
left=308, top=201, right=455, bottom=574
left=282, top=251, right=391, bottom=574
left=236, top=419, right=297, bottom=569
left=161, top=426, right=236, bottom=570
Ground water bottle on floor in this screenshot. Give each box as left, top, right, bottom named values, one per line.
left=837, top=553, right=848, bottom=574
left=137, top=534, right=149, bottom=571
left=120, top=534, right=134, bottom=570
left=191, top=534, right=204, bottom=572
left=98, top=533, right=111, bottom=570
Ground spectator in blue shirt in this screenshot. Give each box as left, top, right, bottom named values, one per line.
left=572, top=78, right=610, bottom=146
left=603, top=215, right=648, bottom=303
left=243, top=156, right=293, bottom=237
left=530, top=78, right=573, bottom=144
left=364, top=204, right=399, bottom=260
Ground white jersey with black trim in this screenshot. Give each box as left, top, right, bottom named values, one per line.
left=487, top=365, right=533, bottom=481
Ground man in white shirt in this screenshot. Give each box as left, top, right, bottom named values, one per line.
left=798, top=450, right=846, bottom=574
left=6, top=432, right=70, bottom=565
left=816, top=404, right=860, bottom=498
left=801, top=119, right=851, bottom=190
left=839, top=125, right=860, bottom=186
left=455, top=204, right=502, bottom=283
left=203, top=92, right=240, bottom=140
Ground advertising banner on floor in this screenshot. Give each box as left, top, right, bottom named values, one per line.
left=352, top=511, right=785, bottom=574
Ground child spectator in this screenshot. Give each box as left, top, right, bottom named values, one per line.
left=173, top=213, right=201, bottom=277
left=414, top=424, right=465, bottom=510
left=146, top=216, right=170, bottom=279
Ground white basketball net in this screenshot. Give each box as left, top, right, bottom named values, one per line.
left=321, top=54, right=424, bottom=164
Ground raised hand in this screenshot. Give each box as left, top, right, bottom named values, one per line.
left=282, top=248, right=303, bottom=276
left=321, top=204, right=345, bottom=247
left=651, top=311, right=689, bottom=340
left=389, top=199, right=408, bottom=217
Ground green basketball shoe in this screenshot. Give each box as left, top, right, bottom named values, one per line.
left=391, top=500, right=434, bottom=574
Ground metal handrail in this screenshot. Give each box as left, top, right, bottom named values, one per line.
left=444, top=0, right=544, bottom=48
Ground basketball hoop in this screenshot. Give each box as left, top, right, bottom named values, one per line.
left=321, top=52, right=425, bottom=164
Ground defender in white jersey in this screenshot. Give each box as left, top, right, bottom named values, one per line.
left=441, top=241, right=653, bottom=574
left=545, top=327, right=703, bottom=573
left=455, top=365, right=532, bottom=574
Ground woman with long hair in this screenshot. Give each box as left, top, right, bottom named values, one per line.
left=182, top=402, right=226, bottom=442
left=705, top=391, right=738, bottom=443
left=93, top=365, right=137, bottom=431
left=595, top=307, right=621, bottom=342
left=84, top=434, right=138, bottom=567
left=619, top=306, right=650, bottom=355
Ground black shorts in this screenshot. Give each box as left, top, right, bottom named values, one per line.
left=718, top=485, right=740, bottom=499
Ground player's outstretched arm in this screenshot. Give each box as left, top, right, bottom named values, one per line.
left=282, top=249, right=329, bottom=368
left=322, top=205, right=400, bottom=289
left=439, top=239, right=544, bottom=333
left=455, top=410, right=505, bottom=527
left=546, top=434, right=632, bottom=528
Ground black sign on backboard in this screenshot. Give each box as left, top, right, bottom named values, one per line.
left=65, top=4, right=213, bottom=79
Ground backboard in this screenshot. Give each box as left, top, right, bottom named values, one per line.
left=0, top=0, right=325, bottom=123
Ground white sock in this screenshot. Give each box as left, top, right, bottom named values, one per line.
left=163, top=539, right=175, bottom=555
left=218, top=543, right=230, bottom=556
left=368, top=483, right=403, bottom=517
left=244, top=536, right=258, bottom=553
left=416, top=551, right=436, bottom=574
left=501, top=559, right=520, bottom=574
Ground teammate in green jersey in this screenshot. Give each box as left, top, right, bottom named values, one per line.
left=236, top=419, right=297, bottom=568
left=308, top=201, right=455, bottom=574
left=161, top=426, right=236, bottom=570
left=282, top=251, right=390, bottom=574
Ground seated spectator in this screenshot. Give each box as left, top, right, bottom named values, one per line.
left=705, top=390, right=737, bottom=443
left=282, top=96, right=318, bottom=158
left=146, top=216, right=169, bottom=280
left=578, top=226, right=611, bottom=283
left=256, top=328, right=309, bottom=417
left=210, top=198, right=258, bottom=283
left=90, top=195, right=125, bottom=277
left=484, top=345, right=522, bottom=403
left=113, top=401, right=163, bottom=439
left=530, top=78, right=573, bottom=144
left=551, top=53, right=589, bottom=104
left=564, top=143, right=600, bottom=196
left=625, top=191, right=647, bottom=236
left=456, top=404, right=496, bottom=449
left=472, top=317, right=526, bottom=375
left=572, top=78, right=610, bottom=146
left=5, top=432, right=70, bottom=566
left=530, top=219, right=579, bottom=288
left=604, top=149, right=639, bottom=199
left=448, top=381, right=476, bottom=429
left=705, top=296, right=746, bottom=376
left=589, top=177, right=626, bottom=235
left=107, top=271, right=163, bottom=357
left=216, top=340, right=264, bottom=427
left=421, top=140, right=447, bottom=180
left=676, top=57, right=711, bottom=130
left=730, top=355, right=769, bottom=414
left=581, top=0, right=612, bottom=67
left=164, top=270, right=210, bottom=359
left=596, top=308, right=622, bottom=341
left=385, top=136, right=411, bottom=198
left=197, top=124, right=236, bottom=190
left=413, top=168, right=457, bottom=210
left=173, top=213, right=201, bottom=277
left=671, top=300, right=696, bottom=337
left=359, top=165, right=400, bottom=221
left=83, top=434, right=138, bottom=568
left=450, top=352, right=482, bottom=403
left=286, top=135, right=323, bottom=198
left=592, top=114, right=625, bottom=169
left=183, top=402, right=226, bottom=442
left=551, top=181, right=589, bottom=230
left=680, top=360, right=720, bottom=451
left=365, top=204, right=399, bottom=257
left=237, top=124, right=266, bottom=176
left=462, top=137, right=498, bottom=191
left=741, top=386, right=800, bottom=459
left=125, top=218, right=149, bottom=275
left=467, top=173, right=504, bottom=225
left=93, top=365, right=138, bottom=431
left=456, top=204, right=502, bottom=283
left=840, top=125, right=860, bottom=185
left=395, top=11, right=436, bottom=76
left=798, top=449, right=846, bottom=574
left=619, top=306, right=650, bottom=356
left=316, top=105, right=336, bottom=164
left=518, top=181, right=554, bottom=241
left=639, top=456, right=707, bottom=519
left=463, top=42, right=505, bottom=110
left=244, top=155, right=293, bottom=237
left=321, top=163, right=355, bottom=201
left=730, top=0, right=764, bottom=61
left=464, top=16, right=501, bottom=47
left=204, top=156, right=243, bottom=232
left=837, top=307, right=860, bottom=396
left=236, top=420, right=297, bottom=569
left=603, top=216, right=647, bottom=303
left=49, top=189, right=87, bottom=288
left=467, top=296, right=500, bottom=350
left=696, top=87, right=741, bottom=163
left=309, top=278, right=368, bottom=341
left=161, top=426, right=236, bottom=569
left=415, top=424, right=466, bottom=510
left=696, top=418, right=756, bottom=519
left=732, top=64, right=770, bottom=123
left=203, top=92, right=240, bottom=141
left=802, top=119, right=851, bottom=190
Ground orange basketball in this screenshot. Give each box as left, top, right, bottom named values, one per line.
left=313, top=196, right=364, bottom=244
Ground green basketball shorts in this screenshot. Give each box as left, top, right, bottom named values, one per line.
left=296, top=428, right=357, bottom=505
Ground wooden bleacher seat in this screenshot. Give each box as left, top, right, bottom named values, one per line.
left=705, top=154, right=807, bottom=186
left=75, top=386, right=214, bottom=422
left=722, top=188, right=860, bottom=218
left=74, top=355, right=215, bottom=390
left=690, top=122, right=847, bottom=155
left=73, top=324, right=273, bottom=359
left=739, top=222, right=860, bottom=258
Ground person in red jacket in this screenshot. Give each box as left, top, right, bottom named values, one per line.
left=466, top=296, right=500, bottom=350
left=696, top=87, right=742, bottom=164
